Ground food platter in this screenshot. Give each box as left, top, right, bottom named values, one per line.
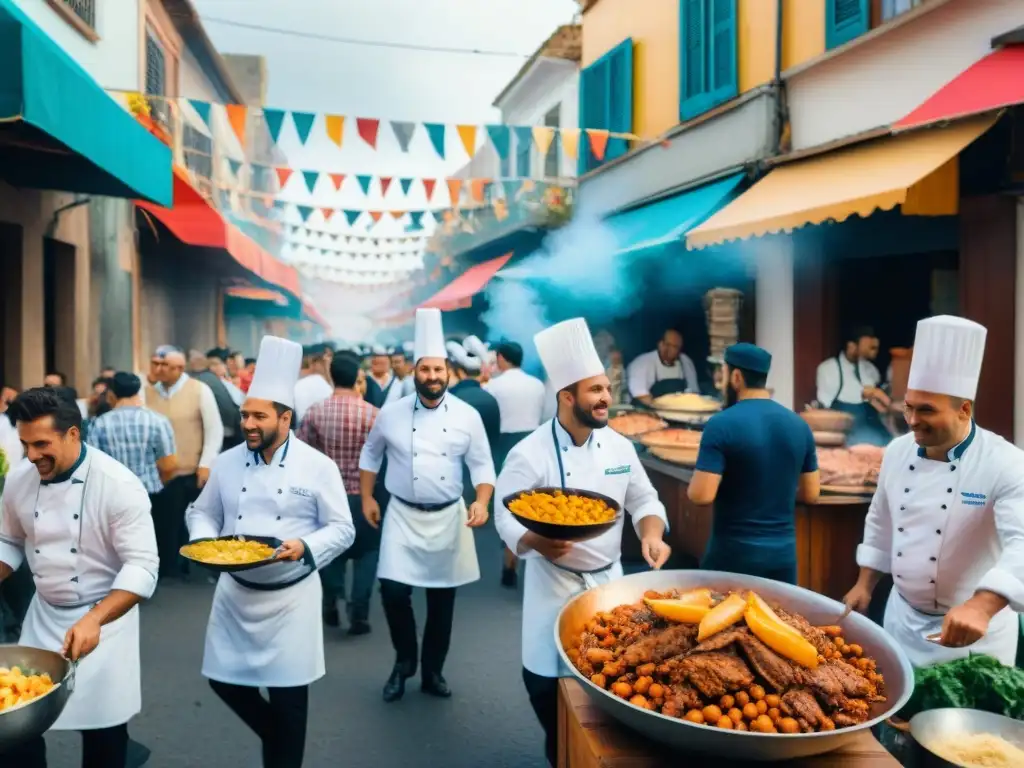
left=502, top=487, right=621, bottom=542
left=179, top=535, right=282, bottom=573
left=608, top=412, right=668, bottom=439
left=639, top=428, right=701, bottom=449
left=910, top=708, right=1024, bottom=766
left=556, top=570, right=914, bottom=762
left=651, top=393, right=722, bottom=413
left=0, top=646, right=75, bottom=751
left=820, top=484, right=876, bottom=497
left=647, top=445, right=700, bottom=467
left=800, top=410, right=854, bottom=434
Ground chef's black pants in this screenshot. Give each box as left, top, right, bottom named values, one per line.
left=379, top=578, right=456, bottom=676
left=522, top=668, right=558, bottom=767
left=209, top=680, right=308, bottom=768
left=2, top=723, right=128, bottom=767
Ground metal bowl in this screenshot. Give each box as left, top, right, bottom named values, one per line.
left=179, top=535, right=282, bottom=573
left=0, top=645, right=75, bottom=751
left=555, top=570, right=915, bottom=762
left=502, top=487, right=621, bottom=542
left=910, top=708, right=1024, bottom=767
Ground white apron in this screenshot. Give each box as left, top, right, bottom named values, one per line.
left=376, top=497, right=479, bottom=588
left=20, top=599, right=141, bottom=730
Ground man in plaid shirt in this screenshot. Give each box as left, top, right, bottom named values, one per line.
left=88, top=373, right=177, bottom=500
left=297, top=351, right=380, bottom=635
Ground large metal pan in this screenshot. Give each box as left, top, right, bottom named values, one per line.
left=502, top=488, right=621, bottom=542
left=0, top=645, right=75, bottom=751
left=555, top=570, right=915, bottom=762
left=910, top=708, right=1024, bottom=767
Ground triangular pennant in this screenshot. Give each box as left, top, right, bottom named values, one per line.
left=560, top=128, right=580, bottom=161
left=587, top=129, right=610, bottom=162
left=379, top=177, right=393, bottom=196
left=513, top=126, right=533, bottom=165
left=274, top=200, right=287, bottom=211
left=228, top=159, right=243, bottom=176
left=290, top=225, right=301, bottom=235
left=486, top=124, right=510, bottom=160
left=532, top=126, right=555, bottom=158
left=456, top=124, right=477, bottom=157
left=369, top=211, right=384, bottom=223
left=446, top=178, right=463, bottom=205
left=399, top=178, right=414, bottom=196
left=225, top=104, right=248, bottom=146
left=422, top=178, right=437, bottom=200
left=331, top=233, right=340, bottom=241
left=390, top=210, right=406, bottom=220
left=424, top=123, right=446, bottom=159
left=344, top=210, right=361, bottom=226
left=275, top=167, right=294, bottom=189
left=292, top=112, right=316, bottom=145
left=390, top=121, right=416, bottom=152
left=262, top=108, right=285, bottom=143
left=296, top=205, right=314, bottom=222
left=188, top=99, right=213, bottom=128
left=321, top=208, right=335, bottom=223
left=328, top=173, right=345, bottom=191
left=470, top=178, right=490, bottom=203
left=302, top=170, right=320, bottom=193
left=356, top=118, right=380, bottom=148
left=356, top=175, right=372, bottom=195
left=324, top=115, right=345, bottom=147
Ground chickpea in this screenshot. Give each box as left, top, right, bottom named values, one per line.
left=611, top=682, right=632, bottom=698
left=847, top=643, right=863, bottom=657
left=590, top=673, right=607, bottom=689
left=754, top=715, right=774, bottom=733
left=780, top=717, right=801, bottom=734
left=857, top=658, right=871, bottom=671
left=629, top=694, right=648, bottom=709
left=749, top=684, right=766, bottom=701
left=735, top=690, right=750, bottom=707
left=720, top=694, right=735, bottom=710
left=742, top=703, right=759, bottom=720
left=755, top=700, right=768, bottom=715
left=767, top=707, right=781, bottom=722
left=634, top=676, right=652, bottom=695
left=648, top=683, right=664, bottom=700
left=734, top=720, right=748, bottom=732
left=636, top=663, right=656, bottom=677
left=685, top=709, right=705, bottom=725
left=592, top=624, right=609, bottom=638
left=600, top=634, right=617, bottom=648
left=821, top=625, right=843, bottom=637
left=820, top=717, right=836, bottom=731
left=702, top=705, right=723, bottom=723
left=585, top=648, right=613, bottom=664
left=716, top=716, right=734, bottom=729
left=834, top=637, right=845, bottom=648
left=817, top=654, right=827, bottom=665
left=764, top=694, right=781, bottom=709
left=727, top=708, right=743, bottom=724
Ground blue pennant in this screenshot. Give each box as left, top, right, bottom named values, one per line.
left=262, top=108, right=286, bottom=143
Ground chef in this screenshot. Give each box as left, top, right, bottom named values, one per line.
left=815, top=325, right=891, bottom=446
left=359, top=308, right=495, bottom=704
left=186, top=336, right=355, bottom=768
left=626, top=328, right=700, bottom=404
left=843, top=316, right=1024, bottom=668
left=495, top=318, right=672, bottom=768
left=0, top=387, right=159, bottom=768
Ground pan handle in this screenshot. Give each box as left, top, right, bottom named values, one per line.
left=65, top=660, right=78, bottom=695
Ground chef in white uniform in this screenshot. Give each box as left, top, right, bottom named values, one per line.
left=186, top=336, right=355, bottom=768
left=495, top=318, right=672, bottom=767
left=0, top=387, right=158, bottom=768
left=626, top=328, right=700, bottom=404
left=844, top=316, right=1024, bottom=667
left=359, top=308, right=495, bottom=703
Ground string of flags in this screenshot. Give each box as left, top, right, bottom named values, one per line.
left=285, top=245, right=424, bottom=263
left=282, top=224, right=427, bottom=244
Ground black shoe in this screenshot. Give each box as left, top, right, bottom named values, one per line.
left=126, top=739, right=151, bottom=768
left=323, top=608, right=340, bottom=628
left=383, top=666, right=411, bottom=702
left=421, top=672, right=452, bottom=698
left=348, top=620, right=371, bottom=636
left=501, top=567, right=518, bottom=589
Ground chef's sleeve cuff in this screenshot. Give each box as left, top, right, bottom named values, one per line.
left=855, top=544, right=889, bottom=573
left=630, top=505, right=669, bottom=537
left=112, top=563, right=158, bottom=599
left=976, top=567, right=1024, bottom=613
left=468, top=467, right=497, bottom=489
left=0, top=540, right=24, bottom=572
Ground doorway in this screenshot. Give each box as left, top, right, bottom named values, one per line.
left=43, top=238, right=77, bottom=388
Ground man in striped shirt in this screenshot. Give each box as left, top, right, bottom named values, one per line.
left=297, top=352, right=379, bottom=635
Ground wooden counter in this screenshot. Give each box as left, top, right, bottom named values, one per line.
left=557, top=678, right=899, bottom=768
left=633, top=456, right=872, bottom=602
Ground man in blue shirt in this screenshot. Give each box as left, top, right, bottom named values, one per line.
left=688, top=343, right=820, bottom=584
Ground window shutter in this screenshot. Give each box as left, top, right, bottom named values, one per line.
left=709, top=0, right=737, bottom=98
left=606, top=39, right=633, bottom=162
left=680, top=0, right=706, bottom=120
left=826, top=0, right=869, bottom=50
left=579, top=58, right=610, bottom=172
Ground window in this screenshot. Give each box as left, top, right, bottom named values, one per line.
left=679, top=0, right=738, bottom=122
left=57, top=0, right=95, bottom=28
left=543, top=105, right=561, bottom=179
left=144, top=29, right=169, bottom=128
left=516, top=133, right=531, bottom=178
left=183, top=124, right=213, bottom=195
left=879, top=0, right=924, bottom=22
left=579, top=38, right=634, bottom=173
left=826, top=0, right=869, bottom=50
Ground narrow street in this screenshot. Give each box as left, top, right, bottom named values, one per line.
left=43, top=524, right=546, bottom=768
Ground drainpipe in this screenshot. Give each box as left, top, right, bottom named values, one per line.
left=45, top=196, right=91, bottom=238
left=772, top=0, right=788, bottom=156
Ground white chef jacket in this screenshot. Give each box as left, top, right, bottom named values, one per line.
left=382, top=374, right=407, bottom=406
left=294, top=374, right=334, bottom=424
left=485, top=367, right=547, bottom=433
left=815, top=353, right=881, bottom=407
left=151, top=374, right=224, bottom=469
left=359, top=392, right=496, bottom=505
left=626, top=349, right=700, bottom=399
left=495, top=419, right=669, bottom=675
left=857, top=423, right=1024, bottom=666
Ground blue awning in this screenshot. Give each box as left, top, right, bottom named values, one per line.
left=604, top=173, right=746, bottom=256
left=0, top=0, right=172, bottom=205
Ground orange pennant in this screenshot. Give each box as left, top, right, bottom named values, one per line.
left=275, top=167, right=293, bottom=188
left=390, top=210, right=406, bottom=220
left=325, top=115, right=345, bottom=147
left=369, top=211, right=383, bottom=223
left=225, top=104, right=248, bottom=146
left=328, top=173, right=345, bottom=191
left=532, top=126, right=555, bottom=158
left=470, top=178, right=490, bottom=203
left=379, top=177, right=393, bottom=196
left=321, top=208, right=335, bottom=222
left=586, top=129, right=610, bottom=162
left=422, top=178, right=437, bottom=200
left=447, top=178, right=463, bottom=205
left=560, top=128, right=580, bottom=161
left=456, top=125, right=478, bottom=157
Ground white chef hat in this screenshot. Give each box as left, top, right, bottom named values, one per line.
left=907, top=315, right=987, bottom=401
left=534, top=318, right=605, bottom=392
left=371, top=344, right=389, bottom=356
left=248, top=335, right=303, bottom=409
left=463, top=335, right=489, bottom=360
left=413, top=308, right=447, bottom=361
left=446, top=340, right=481, bottom=373
left=401, top=340, right=415, bottom=358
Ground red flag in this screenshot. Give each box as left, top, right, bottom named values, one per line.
left=357, top=118, right=380, bottom=148
left=422, top=178, right=437, bottom=200
left=275, top=167, right=293, bottom=188
left=379, top=177, right=393, bottom=196
left=321, top=208, right=335, bottom=222
left=369, top=211, right=383, bottom=223
left=328, top=173, right=345, bottom=191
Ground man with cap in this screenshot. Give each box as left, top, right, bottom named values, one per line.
left=495, top=318, right=671, bottom=767
left=688, top=343, right=820, bottom=584
left=293, top=344, right=334, bottom=426
left=844, top=316, right=1024, bottom=667
left=447, top=338, right=502, bottom=511
left=359, top=309, right=495, bottom=703
left=368, top=345, right=395, bottom=397
left=388, top=345, right=414, bottom=403
left=185, top=336, right=355, bottom=767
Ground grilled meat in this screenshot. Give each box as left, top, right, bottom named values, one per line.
left=671, top=652, right=755, bottom=699
left=782, top=688, right=833, bottom=732
left=735, top=633, right=799, bottom=692
left=622, top=623, right=698, bottom=666
left=688, top=626, right=749, bottom=654
left=774, top=606, right=833, bottom=657
left=802, top=660, right=872, bottom=706
left=660, top=684, right=703, bottom=718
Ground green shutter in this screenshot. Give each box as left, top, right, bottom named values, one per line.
left=606, top=38, right=633, bottom=161
left=826, top=0, right=869, bottom=50
left=580, top=57, right=609, bottom=172
left=680, top=0, right=707, bottom=120
left=680, top=0, right=736, bottom=121
left=709, top=0, right=737, bottom=97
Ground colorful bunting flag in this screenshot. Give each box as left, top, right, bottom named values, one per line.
left=532, top=126, right=555, bottom=157
left=275, top=167, right=293, bottom=188
left=470, top=178, right=490, bottom=203
left=588, top=129, right=610, bottom=162
left=357, top=118, right=380, bottom=148
left=228, top=159, right=243, bottom=176
left=446, top=178, right=463, bottom=205
left=321, top=208, right=334, bottom=222
left=262, top=108, right=285, bottom=143
left=390, top=121, right=416, bottom=152
left=188, top=99, right=212, bottom=129
left=456, top=125, right=477, bottom=157
left=422, top=178, right=437, bottom=201
left=328, top=173, right=345, bottom=191
left=486, top=125, right=510, bottom=159
left=512, top=126, right=533, bottom=158
left=369, top=211, right=384, bottom=223
left=560, top=128, right=580, bottom=160
left=302, top=170, right=319, bottom=193
left=297, top=205, right=314, bottom=222
left=325, top=115, right=345, bottom=147
left=292, top=112, right=316, bottom=145
left=344, top=210, right=361, bottom=226
left=390, top=211, right=405, bottom=221
left=225, top=104, right=248, bottom=146
left=424, top=123, right=446, bottom=159
left=379, top=177, right=393, bottom=196
left=399, top=178, right=413, bottom=196
left=356, top=175, right=372, bottom=195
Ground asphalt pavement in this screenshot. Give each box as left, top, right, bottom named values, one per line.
left=42, top=522, right=548, bottom=768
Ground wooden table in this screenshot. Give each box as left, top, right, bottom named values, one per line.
left=557, top=679, right=900, bottom=767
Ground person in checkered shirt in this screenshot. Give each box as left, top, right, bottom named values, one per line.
left=297, top=352, right=380, bottom=635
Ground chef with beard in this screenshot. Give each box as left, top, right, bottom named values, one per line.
left=844, top=316, right=1024, bottom=667
left=186, top=336, right=354, bottom=768
left=359, top=308, right=495, bottom=703
left=688, top=343, right=819, bottom=584
left=495, top=318, right=671, bottom=767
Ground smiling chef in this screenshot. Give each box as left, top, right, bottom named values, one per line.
left=495, top=317, right=671, bottom=768
left=844, top=316, right=1024, bottom=667
left=0, top=387, right=159, bottom=768
left=186, top=335, right=354, bottom=768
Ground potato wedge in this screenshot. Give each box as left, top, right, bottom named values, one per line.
left=698, top=593, right=747, bottom=641
left=644, top=598, right=710, bottom=624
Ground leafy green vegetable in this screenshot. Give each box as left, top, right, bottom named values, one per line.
left=901, top=653, right=1024, bottom=720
